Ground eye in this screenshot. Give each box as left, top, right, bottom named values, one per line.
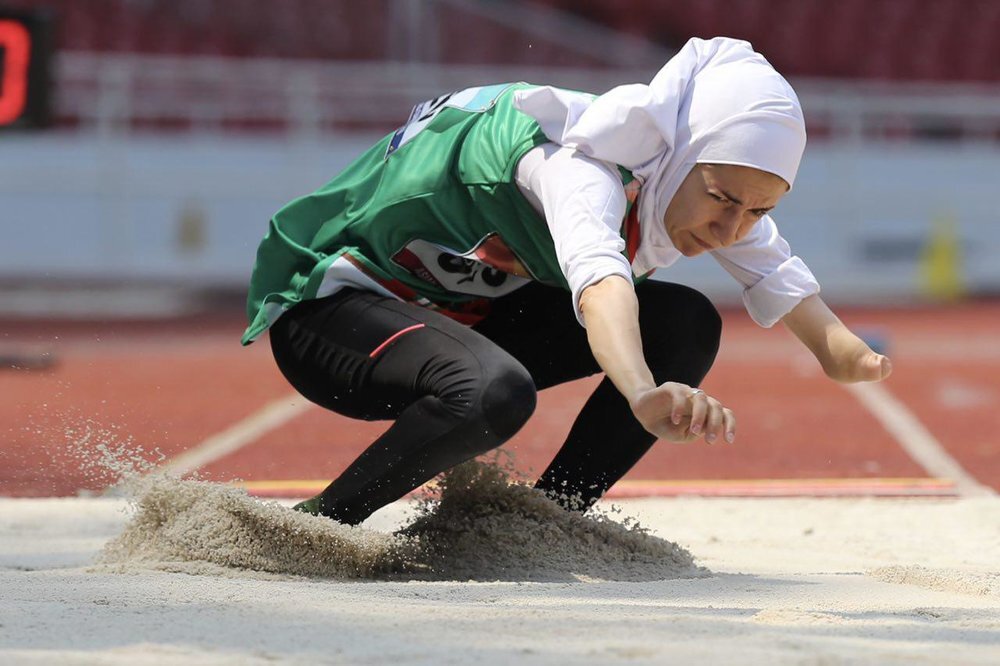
left=709, top=192, right=730, bottom=204
left=750, top=209, right=769, bottom=219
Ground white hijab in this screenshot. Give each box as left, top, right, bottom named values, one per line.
left=512, top=37, right=807, bottom=276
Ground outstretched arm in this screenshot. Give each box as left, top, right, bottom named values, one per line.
left=580, top=275, right=735, bottom=444
left=781, top=294, right=893, bottom=383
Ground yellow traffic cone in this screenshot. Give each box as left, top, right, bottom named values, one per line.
left=920, top=215, right=965, bottom=302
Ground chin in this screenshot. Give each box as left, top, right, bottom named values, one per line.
left=666, top=232, right=697, bottom=257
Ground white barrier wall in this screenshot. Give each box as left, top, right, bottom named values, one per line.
left=1, top=133, right=996, bottom=305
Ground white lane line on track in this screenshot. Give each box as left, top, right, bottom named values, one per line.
left=844, top=382, right=995, bottom=497
left=161, top=394, right=313, bottom=477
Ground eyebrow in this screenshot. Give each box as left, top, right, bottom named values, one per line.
left=717, top=188, right=743, bottom=205
left=712, top=187, right=775, bottom=213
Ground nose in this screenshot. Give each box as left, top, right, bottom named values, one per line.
left=709, top=209, right=741, bottom=247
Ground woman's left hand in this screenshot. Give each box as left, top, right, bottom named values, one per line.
left=821, top=336, right=893, bottom=383
left=782, top=295, right=893, bottom=384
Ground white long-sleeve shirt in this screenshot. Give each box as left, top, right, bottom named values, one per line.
left=514, top=143, right=820, bottom=328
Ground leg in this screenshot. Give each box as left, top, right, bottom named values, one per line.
left=475, top=280, right=722, bottom=511
left=270, top=289, right=536, bottom=525
left=471, top=281, right=601, bottom=390
left=535, top=281, right=721, bottom=509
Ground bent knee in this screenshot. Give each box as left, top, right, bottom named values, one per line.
left=479, top=363, right=537, bottom=440
left=648, top=284, right=721, bottom=350
left=639, top=283, right=722, bottom=380
left=683, top=287, right=722, bottom=353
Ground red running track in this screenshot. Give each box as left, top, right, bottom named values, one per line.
left=2, top=303, right=998, bottom=498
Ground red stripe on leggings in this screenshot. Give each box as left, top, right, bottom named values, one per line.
left=369, top=323, right=426, bottom=358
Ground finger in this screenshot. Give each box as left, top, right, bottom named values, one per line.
left=704, top=398, right=725, bottom=444
left=858, top=352, right=893, bottom=382
left=688, top=390, right=708, bottom=437
left=723, top=408, right=737, bottom=443
left=879, top=354, right=893, bottom=380
left=669, top=384, right=689, bottom=425
left=862, top=352, right=883, bottom=381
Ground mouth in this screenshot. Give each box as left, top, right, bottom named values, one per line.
left=691, top=234, right=715, bottom=252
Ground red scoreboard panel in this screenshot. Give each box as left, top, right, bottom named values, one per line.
left=0, top=7, right=52, bottom=130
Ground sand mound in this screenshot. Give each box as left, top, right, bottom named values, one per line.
left=95, top=461, right=703, bottom=582
left=870, top=565, right=1000, bottom=597
left=399, top=462, right=703, bottom=582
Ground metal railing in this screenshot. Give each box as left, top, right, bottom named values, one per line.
left=55, top=52, right=1000, bottom=142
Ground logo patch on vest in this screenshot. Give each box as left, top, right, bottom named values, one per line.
left=385, top=84, right=514, bottom=158
left=391, top=233, right=533, bottom=297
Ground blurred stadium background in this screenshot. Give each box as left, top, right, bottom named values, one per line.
left=2, top=0, right=999, bottom=317
left=3, top=1, right=1000, bottom=502
left=3, top=10, right=999, bottom=661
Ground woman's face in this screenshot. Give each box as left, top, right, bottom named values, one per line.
left=662, top=163, right=789, bottom=257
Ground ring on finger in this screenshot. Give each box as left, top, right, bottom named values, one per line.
left=689, top=388, right=704, bottom=397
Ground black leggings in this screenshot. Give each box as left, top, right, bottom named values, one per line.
left=269, top=280, right=721, bottom=524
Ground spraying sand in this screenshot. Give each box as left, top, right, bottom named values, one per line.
left=96, top=474, right=408, bottom=579
left=96, top=461, right=702, bottom=582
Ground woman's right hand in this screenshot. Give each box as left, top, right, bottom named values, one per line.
left=629, top=382, right=736, bottom=444
left=577, top=277, right=735, bottom=444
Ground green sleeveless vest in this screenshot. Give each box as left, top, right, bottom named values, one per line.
left=242, top=83, right=641, bottom=345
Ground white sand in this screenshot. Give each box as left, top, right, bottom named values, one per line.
left=2, top=493, right=999, bottom=665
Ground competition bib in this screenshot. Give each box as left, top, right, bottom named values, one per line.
left=390, top=232, right=534, bottom=298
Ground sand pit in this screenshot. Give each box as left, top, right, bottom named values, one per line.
left=2, top=484, right=999, bottom=664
